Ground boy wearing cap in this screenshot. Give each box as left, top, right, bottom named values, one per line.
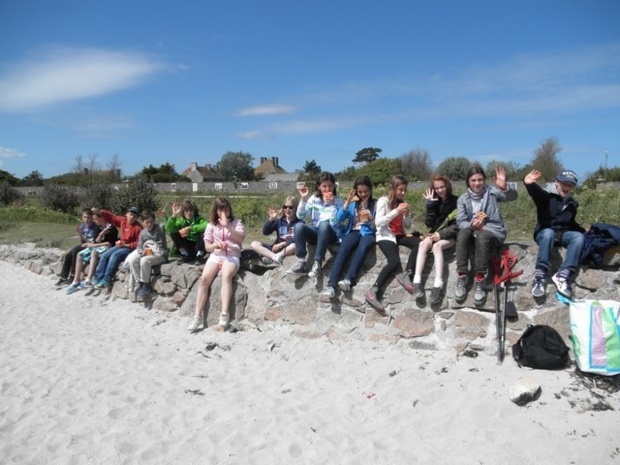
left=92, top=207, right=143, bottom=288
left=523, top=169, right=585, bottom=298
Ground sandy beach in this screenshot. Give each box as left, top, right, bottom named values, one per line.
left=1, top=260, right=619, bottom=465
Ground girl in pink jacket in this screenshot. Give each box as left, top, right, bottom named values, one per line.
left=188, top=197, right=245, bottom=333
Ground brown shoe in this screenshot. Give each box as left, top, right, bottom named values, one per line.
left=395, top=271, right=414, bottom=294
left=365, top=288, right=385, bottom=313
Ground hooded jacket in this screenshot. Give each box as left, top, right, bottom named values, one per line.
left=456, top=185, right=517, bottom=243
left=525, top=181, right=585, bottom=240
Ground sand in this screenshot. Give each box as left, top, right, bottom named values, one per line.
left=1, top=260, right=618, bottom=465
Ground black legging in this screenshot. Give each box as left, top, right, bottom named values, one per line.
left=60, top=244, right=84, bottom=279
left=169, top=232, right=206, bottom=258
left=373, top=235, right=420, bottom=292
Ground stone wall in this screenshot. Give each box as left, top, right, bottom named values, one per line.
left=1, top=243, right=619, bottom=356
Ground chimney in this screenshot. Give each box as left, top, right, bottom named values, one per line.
left=273, top=156, right=279, bottom=167
left=190, top=162, right=198, bottom=171
left=205, top=164, right=211, bottom=171
left=260, top=157, right=267, bottom=164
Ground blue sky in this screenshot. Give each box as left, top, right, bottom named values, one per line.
left=1, top=0, right=619, bottom=182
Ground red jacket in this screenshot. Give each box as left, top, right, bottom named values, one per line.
left=100, top=210, right=142, bottom=249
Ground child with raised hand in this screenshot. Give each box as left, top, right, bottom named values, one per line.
left=188, top=197, right=245, bottom=333
left=165, top=199, right=207, bottom=263
left=321, top=175, right=376, bottom=299
left=524, top=169, right=585, bottom=299
left=92, top=207, right=143, bottom=289
left=454, top=165, right=517, bottom=306
left=287, top=172, right=344, bottom=279
left=365, top=175, right=420, bottom=313
left=410, top=174, right=459, bottom=305
left=126, top=210, right=169, bottom=301
left=251, top=196, right=302, bottom=265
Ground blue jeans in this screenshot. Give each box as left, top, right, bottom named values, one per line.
left=94, top=246, right=132, bottom=283
left=294, top=220, right=338, bottom=262
left=535, top=228, right=585, bottom=275
left=327, top=231, right=375, bottom=288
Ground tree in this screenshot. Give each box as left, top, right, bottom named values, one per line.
left=86, top=152, right=100, bottom=176
left=400, top=148, right=433, bottom=181
left=297, top=159, right=323, bottom=183
left=217, top=151, right=257, bottom=182
left=19, top=170, right=45, bottom=187
left=335, top=165, right=357, bottom=181
left=435, top=157, right=472, bottom=181
left=137, top=162, right=184, bottom=183
left=353, top=147, right=382, bottom=164
left=302, top=159, right=322, bottom=175
left=106, top=153, right=122, bottom=181
left=485, top=160, right=521, bottom=181
left=357, top=157, right=403, bottom=185
left=531, top=137, right=563, bottom=182
left=0, top=169, right=20, bottom=186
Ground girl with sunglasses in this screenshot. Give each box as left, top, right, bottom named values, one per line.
left=251, top=196, right=302, bottom=265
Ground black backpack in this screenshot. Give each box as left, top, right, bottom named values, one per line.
left=512, top=325, right=570, bottom=370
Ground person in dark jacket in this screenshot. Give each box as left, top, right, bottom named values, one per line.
left=524, top=169, right=585, bottom=299
left=409, top=173, right=458, bottom=306
left=250, top=196, right=302, bottom=265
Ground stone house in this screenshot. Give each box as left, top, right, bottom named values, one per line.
left=181, top=162, right=225, bottom=183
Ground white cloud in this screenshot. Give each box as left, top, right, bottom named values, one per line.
left=422, top=42, right=620, bottom=117
left=236, top=130, right=267, bottom=140
left=0, top=46, right=165, bottom=112
left=235, top=104, right=296, bottom=116
left=69, top=114, right=136, bottom=137
left=0, top=146, right=26, bottom=159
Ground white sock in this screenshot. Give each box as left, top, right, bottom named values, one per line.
left=433, top=279, right=444, bottom=288
left=413, top=275, right=422, bottom=284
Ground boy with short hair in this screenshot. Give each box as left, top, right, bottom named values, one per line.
left=524, top=169, right=585, bottom=299
left=55, top=208, right=101, bottom=286
left=126, top=210, right=168, bottom=301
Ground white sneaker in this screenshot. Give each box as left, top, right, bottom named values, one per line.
left=322, top=286, right=335, bottom=299
left=552, top=273, right=572, bottom=298
left=338, top=279, right=351, bottom=292
left=272, top=253, right=284, bottom=265
left=218, top=313, right=229, bottom=329
left=308, top=260, right=322, bottom=278
left=188, top=317, right=202, bottom=332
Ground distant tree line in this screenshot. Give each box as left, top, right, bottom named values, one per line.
left=1, top=137, right=617, bottom=198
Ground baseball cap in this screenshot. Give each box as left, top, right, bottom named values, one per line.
left=127, top=206, right=140, bottom=215
left=556, top=170, right=578, bottom=186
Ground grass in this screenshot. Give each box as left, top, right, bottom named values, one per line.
left=2, top=186, right=619, bottom=249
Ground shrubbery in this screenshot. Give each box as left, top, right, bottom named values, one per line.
left=81, top=182, right=116, bottom=211
left=33, top=177, right=161, bottom=216
left=40, top=184, right=80, bottom=215
left=0, top=182, right=25, bottom=206
left=107, top=176, right=160, bottom=214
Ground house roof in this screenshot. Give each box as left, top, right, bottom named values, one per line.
left=254, top=158, right=287, bottom=177
left=181, top=163, right=224, bottom=181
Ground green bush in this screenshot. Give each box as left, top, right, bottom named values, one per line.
left=0, top=182, right=25, bottom=206
left=108, top=176, right=160, bottom=214
left=80, top=182, right=116, bottom=210
left=40, top=184, right=80, bottom=214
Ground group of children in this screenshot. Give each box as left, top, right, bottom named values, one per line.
left=250, top=166, right=585, bottom=314
left=57, top=164, right=586, bottom=333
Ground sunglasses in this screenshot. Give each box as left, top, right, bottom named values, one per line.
left=282, top=205, right=294, bottom=210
